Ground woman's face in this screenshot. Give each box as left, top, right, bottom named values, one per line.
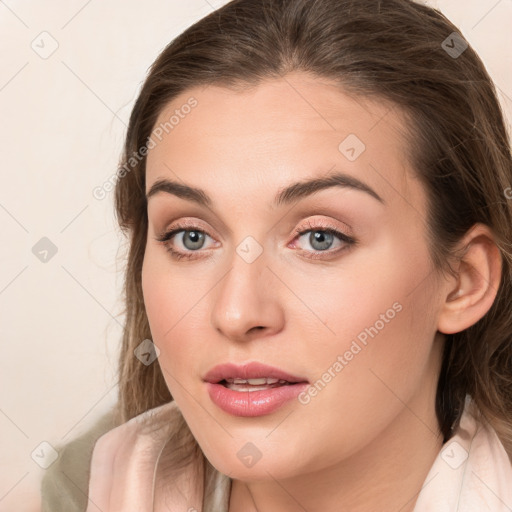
left=142, top=72, right=447, bottom=481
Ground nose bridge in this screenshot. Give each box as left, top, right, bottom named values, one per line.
left=210, top=237, right=283, bottom=339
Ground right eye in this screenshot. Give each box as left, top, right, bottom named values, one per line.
left=155, top=224, right=218, bottom=261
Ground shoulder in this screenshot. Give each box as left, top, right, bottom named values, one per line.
left=89, top=399, right=181, bottom=470
left=40, top=401, right=182, bottom=512
left=40, top=407, right=118, bottom=512
left=86, top=400, right=187, bottom=511
left=458, top=399, right=512, bottom=508
left=414, top=395, right=512, bottom=512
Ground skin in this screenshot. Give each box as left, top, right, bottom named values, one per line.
left=141, top=71, right=500, bottom=511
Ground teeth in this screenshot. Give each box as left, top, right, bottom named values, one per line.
left=222, top=377, right=290, bottom=391
left=226, top=377, right=284, bottom=385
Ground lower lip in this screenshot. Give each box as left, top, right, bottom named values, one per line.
left=205, top=382, right=309, bottom=417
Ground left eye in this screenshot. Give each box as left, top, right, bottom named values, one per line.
left=293, top=227, right=355, bottom=256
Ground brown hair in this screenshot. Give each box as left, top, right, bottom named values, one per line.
left=113, top=0, right=512, bottom=463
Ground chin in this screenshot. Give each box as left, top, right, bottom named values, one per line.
left=204, top=444, right=305, bottom=482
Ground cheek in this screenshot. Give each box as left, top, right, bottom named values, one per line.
left=142, top=247, right=226, bottom=409
left=291, top=240, right=440, bottom=448
left=296, top=231, right=434, bottom=366
left=290, top=231, right=436, bottom=363
left=141, top=247, right=214, bottom=397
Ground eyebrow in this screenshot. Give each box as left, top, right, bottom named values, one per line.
left=146, top=171, right=384, bottom=207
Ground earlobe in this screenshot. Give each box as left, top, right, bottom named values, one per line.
left=437, top=224, right=502, bottom=335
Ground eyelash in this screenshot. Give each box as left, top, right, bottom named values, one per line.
left=154, top=219, right=356, bottom=262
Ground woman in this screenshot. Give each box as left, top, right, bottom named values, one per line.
left=41, top=0, right=512, bottom=510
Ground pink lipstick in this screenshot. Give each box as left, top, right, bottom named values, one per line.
left=203, top=362, right=309, bottom=417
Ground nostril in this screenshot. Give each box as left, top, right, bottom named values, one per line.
left=247, top=326, right=265, bottom=334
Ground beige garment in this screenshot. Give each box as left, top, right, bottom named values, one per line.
left=42, top=395, right=512, bottom=511
left=413, top=395, right=512, bottom=511
left=84, top=400, right=231, bottom=512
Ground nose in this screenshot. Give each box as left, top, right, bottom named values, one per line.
left=210, top=245, right=285, bottom=342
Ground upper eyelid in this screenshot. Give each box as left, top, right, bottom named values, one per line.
left=160, top=220, right=349, bottom=237
left=158, top=213, right=353, bottom=236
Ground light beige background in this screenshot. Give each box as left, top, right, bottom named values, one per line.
left=0, top=0, right=510, bottom=510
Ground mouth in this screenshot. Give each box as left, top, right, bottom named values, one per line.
left=203, top=362, right=309, bottom=418
left=203, top=362, right=309, bottom=388
left=203, top=363, right=310, bottom=417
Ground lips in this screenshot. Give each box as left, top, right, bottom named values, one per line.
left=203, top=362, right=310, bottom=417
left=202, top=362, right=309, bottom=385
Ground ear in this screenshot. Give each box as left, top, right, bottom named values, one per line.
left=437, top=223, right=502, bottom=335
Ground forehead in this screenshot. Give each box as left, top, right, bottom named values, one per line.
left=145, top=72, right=422, bottom=210
left=150, top=72, right=407, bottom=144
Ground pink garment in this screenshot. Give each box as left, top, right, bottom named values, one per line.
left=85, top=395, right=512, bottom=511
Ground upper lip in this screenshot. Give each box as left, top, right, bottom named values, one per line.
left=203, top=362, right=309, bottom=384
